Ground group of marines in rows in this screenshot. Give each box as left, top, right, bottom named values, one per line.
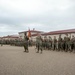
left=0, top=32, right=75, bottom=53
left=35, top=33, right=75, bottom=53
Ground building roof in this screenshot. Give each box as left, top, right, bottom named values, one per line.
left=43, top=29, right=75, bottom=35
left=3, top=35, right=19, bottom=38
left=19, top=30, right=44, bottom=34
left=18, top=28, right=75, bottom=37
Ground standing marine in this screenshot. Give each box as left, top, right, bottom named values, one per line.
left=23, top=32, right=29, bottom=52
left=36, top=33, right=43, bottom=53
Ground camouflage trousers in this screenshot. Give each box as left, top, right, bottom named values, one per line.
left=36, top=42, right=43, bottom=52
left=23, top=41, right=29, bottom=52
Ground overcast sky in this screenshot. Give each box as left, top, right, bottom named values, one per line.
left=0, top=0, right=75, bottom=36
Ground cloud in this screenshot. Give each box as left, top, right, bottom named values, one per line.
left=0, top=0, right=75, bottom=36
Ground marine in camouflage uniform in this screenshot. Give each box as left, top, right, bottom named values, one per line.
left=70, top=35, right=75, bottom=52
left=53, top=36, right=57, bottom=50
left=65, top=34, right=71, bottom=52
left=36, top=34, right=43, bottom=53
left=58, top=34, right=63, bottom=51
left=73, top=36, right=75, bottom=52
left=1, top=38, right=3, bottom=46
left=23, top=32, right=29, bottom=52
left=63, top=37, right=66, bottom=51
left=42, top=36, right=47, bottom=50
left=45, top=37, right=49, bottom=50
left=47, top=36, right=52, bottom=50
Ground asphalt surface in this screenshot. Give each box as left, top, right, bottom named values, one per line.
left=0, top=45, right=75, bottom=75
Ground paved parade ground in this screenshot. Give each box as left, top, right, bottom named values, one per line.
left=0, top=45, right=75, bottom=75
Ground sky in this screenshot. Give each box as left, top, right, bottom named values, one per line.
left=0, top=0, right=75, bottom=36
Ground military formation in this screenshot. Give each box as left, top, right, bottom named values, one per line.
left=35, top=34, right=75, bottom=53
left=0, top=33, right=75, bottom=53
left=0, top=38, right=24, bottom=46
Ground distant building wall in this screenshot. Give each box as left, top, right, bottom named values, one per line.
left=2, top=35, right=19, bottom=40
left=19, top=30, right=44, bottom=40
left=42, top=33, right=75, bottom=40
left=18, top=29, right=75, bottom=41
